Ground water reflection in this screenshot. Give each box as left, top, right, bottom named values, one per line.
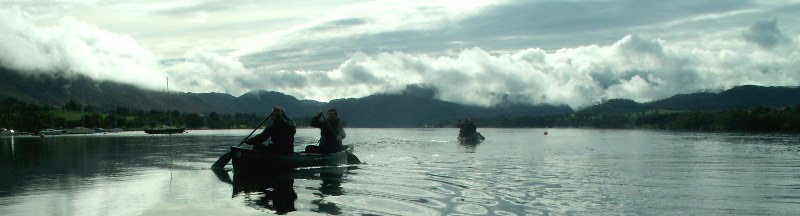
left=9, top=136, right=13, bottom=161
left=212, top=169, right=298, bottom=214
left=212, top=167, right=349, bottom=215
left=457, top=133, right=484, bottom=153
left=3, top=129, right=798, bottom=215
left=312, top=171, right=345, bottom=215
left=458, top=142, right=479, bottom=153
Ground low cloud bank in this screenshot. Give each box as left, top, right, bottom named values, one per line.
left=193, top=26, right=797, bottom=109
left=3, top=6, right=798, bottom=110
left=0, top=7, right=165, bottom=90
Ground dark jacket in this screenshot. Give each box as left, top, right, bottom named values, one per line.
left=310, top=116, right=346, bottom=153
left=459, top=122, right=477, bottom=137
left=246, top=116, right=296, bottom=154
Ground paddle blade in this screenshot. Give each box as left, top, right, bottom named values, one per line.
left=212, top=151, right=233, bottom=169
left=347, top=153, right=361, bottom=164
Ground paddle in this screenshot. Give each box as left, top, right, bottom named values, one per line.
left=212, top=110, right=274, bottom=169
left=319, top=112, right=361, bottom=164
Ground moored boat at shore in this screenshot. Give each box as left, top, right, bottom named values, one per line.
left=1, top=128, right=15, bottom=136
left=39, top=129, right=65, bottom=135
left=66, top=127, right=95, bottom=134
left=144, top=126, right=185, bottom=134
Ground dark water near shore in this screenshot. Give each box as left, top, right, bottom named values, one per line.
left=1, top=128, right=799, bottom=215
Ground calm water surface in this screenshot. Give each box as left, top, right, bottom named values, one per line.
left=1, top=128, right=799, bottom=215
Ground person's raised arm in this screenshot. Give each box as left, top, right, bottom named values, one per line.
left=245, top=124, right=273, bottom=145
left=310, top=111, right=324, bottom=128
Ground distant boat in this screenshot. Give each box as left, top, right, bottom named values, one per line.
left=143, top=77, right=185, bottom=135
left=39, top=129, right=65, bottom=135
left=144, top=126, right=185, bottom=134
left=104, top=128, right=124, bottom=133
left=94, top=128, right=123, bottom=133
left=1, top=128, right=16, bottom=136
left=66, top=127, right=94, bottom=134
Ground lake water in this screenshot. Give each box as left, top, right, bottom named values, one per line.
left=1, top=128, right=799, bottom=215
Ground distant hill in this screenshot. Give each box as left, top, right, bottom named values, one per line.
left=0, top=67, right=572, bottom=127
left=330, top=91, right=572, bottom=127
left=576, top=99, right=651, bottom=115
left=648, top=85, right=800, bottom=111
left=7, top=66, right=799, bottom=126
left=577, top=85, right=800, bottom=114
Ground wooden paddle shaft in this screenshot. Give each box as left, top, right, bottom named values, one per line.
left=239, top=110, right=275, bottom=146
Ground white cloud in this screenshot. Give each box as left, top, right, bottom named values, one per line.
left=3, top=1, right=800, bottom=111
left=163, top=49, right=256, bottom=94
left=232, top=0, right=497, bottom=58
left=0, top=7, right=165, bottom=90
left=248, top=32, right=799, bottom=109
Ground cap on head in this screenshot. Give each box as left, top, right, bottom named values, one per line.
left=273, top=106, right=286, bottom=115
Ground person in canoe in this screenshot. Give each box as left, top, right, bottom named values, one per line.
left=458, top=118, right=484, bottom=143
left=458, top=118, right=477, bottom=138
left=307, top=108, right=346, bottom=153
left=212, top=106, right=297, bottom=169
left=243, top=106, right=297, bottom=154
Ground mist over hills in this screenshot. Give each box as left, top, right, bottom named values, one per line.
left=647, top=85, right=800, bottom=111
left=0, top=67, right=571, bottom=127
left=4, top=67, right=800, bottom=127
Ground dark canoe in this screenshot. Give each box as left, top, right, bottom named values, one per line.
left=458, top=132, right=485, bottom=144
left=144, top=127, right=185, bottom=134
left=231, top=145, right=352, bottom=170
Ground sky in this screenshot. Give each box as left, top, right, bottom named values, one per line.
left=1, top=0, right=799, bottom=109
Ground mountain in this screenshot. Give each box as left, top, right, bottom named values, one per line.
left=648, top=85, right=800, bottom=111
left=236, top=90, right=325, bottom=116
left=577, top=85, right=800, bottom=114
left=8, top=66, right=798, bottom=127
left=576, top=99, right=651, bottom=115
left=0, top=67, right=572, bottom=127
left=330, top=92, right=571, bottom=127
left=0, top=67, right=243, bottom=113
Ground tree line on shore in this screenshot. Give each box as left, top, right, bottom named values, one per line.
left=475, top=105, right=800, bottom=132
left=0, top=98, right=284, bottom=132
left=3, top=97, right=800, bottom=133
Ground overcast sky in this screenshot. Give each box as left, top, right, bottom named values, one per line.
left=1, top=0, right=799, bottom=109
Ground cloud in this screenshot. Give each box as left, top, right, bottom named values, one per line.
left=0, top=7, right=165, bottom=90
left=148, top=1, right=237, bottom=16
left=4, top=2, right=800, bottom=111
left=161, top=18, right=800, bottom=109
left=226, top=32, right=797, bottom=109
left=742, top=18, right=792, bottom=49
left=232, top=0, right=498, bottom=69
left=163, top=49, right=256, bottom=94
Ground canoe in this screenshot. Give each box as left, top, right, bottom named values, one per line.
left=231, top=145, right=352, bottom=170
left=458, top=132, right=485, bottom=144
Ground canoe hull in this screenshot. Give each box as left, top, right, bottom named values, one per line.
left=458, top=132, right=485, bottom=144
left=231, top=146, right=349, bottom=170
